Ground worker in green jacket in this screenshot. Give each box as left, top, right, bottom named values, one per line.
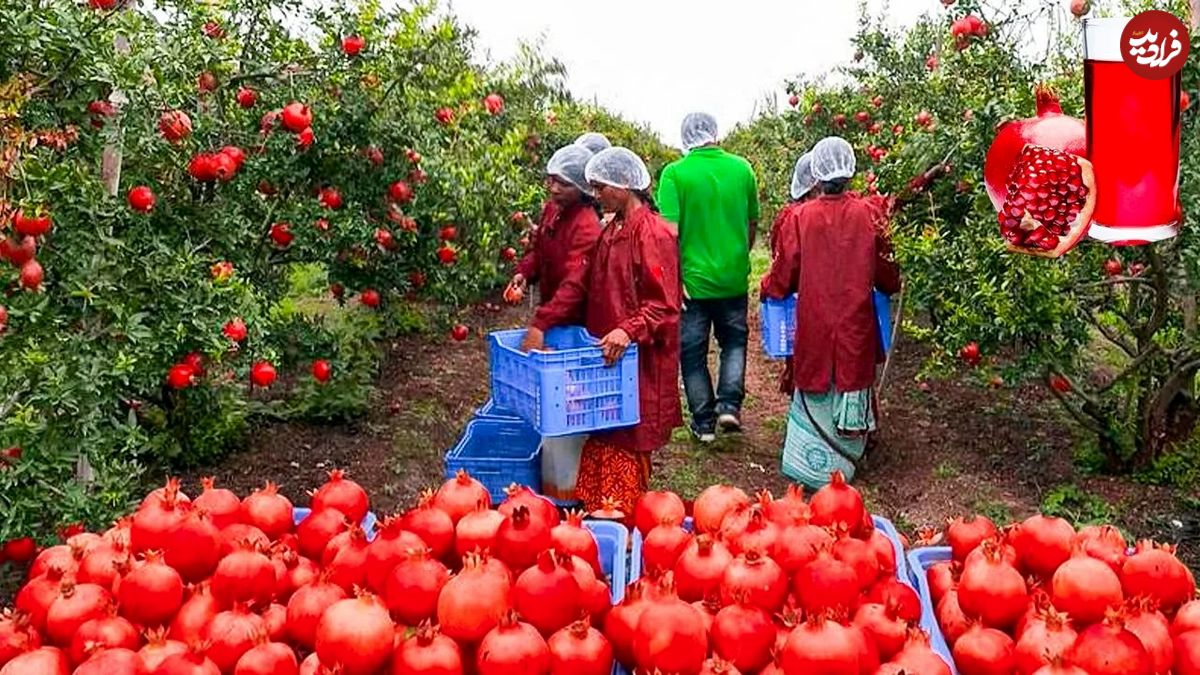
left=657, top=112, right=760, bottom=443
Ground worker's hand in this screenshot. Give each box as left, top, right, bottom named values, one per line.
left=599, top=328, right=631, bottom=366
left=504, top=275, right=526, bottom=305
left=510, top=273, right=527, bottom=291
left=519, top=326, right=545, bottom=353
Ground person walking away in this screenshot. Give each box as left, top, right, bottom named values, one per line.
left=657, top=112, right=759, bottom=442
left=760, top=137, right=900, bottom=489
left=575, top=132, right=612, bottom=154
left=769, top=151, right=818, bottom=397
left=505, top=144, right=603, bottom=504
left=520, top=147, right=683, bottom=517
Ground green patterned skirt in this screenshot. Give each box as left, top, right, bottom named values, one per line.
left=781, top=386, right=875, bottom=489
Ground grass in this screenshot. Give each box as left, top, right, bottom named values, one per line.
left=933, top=461, right=959, bottom=480
left=1040, top=483, right=1115, bottom=526
left=1137, top=434, right=1200, bottom=489
left=763, top=414, right=786, bottom=434
left=652, top=443, right=730, bottom=497
left=972, top=492, right=1014, bottom=524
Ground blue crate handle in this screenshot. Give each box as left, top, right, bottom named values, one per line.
left=906, top=547, right=959, bottom=674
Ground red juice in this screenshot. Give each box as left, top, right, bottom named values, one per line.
left=1084, top=19, right=1182, bottom=244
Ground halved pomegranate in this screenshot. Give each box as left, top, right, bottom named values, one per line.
left=997, top=144, right=1095, bottom=258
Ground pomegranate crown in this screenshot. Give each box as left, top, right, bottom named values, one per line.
left=566, top=616, right=593, bottom=638
left=414, top=620, right=442, bottom=644
left=1033, top=84, right=1065, bottom=116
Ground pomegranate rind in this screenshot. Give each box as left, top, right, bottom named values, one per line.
left=999, top=144, right=1095, bottom=259
left=983, top=86, right=1087, bottom=211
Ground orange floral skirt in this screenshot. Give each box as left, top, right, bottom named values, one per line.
left=574, top=438, right=652, bottom=518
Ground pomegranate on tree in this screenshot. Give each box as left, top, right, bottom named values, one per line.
left=280, top=103, right=312, bottom=133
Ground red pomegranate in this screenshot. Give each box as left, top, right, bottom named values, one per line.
left=983, top=85, right=1086, bottom=211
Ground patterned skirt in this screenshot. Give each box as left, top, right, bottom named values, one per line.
left=574, top=437, right=652, bottom=519
left=781, top=386, right=875, bottom=489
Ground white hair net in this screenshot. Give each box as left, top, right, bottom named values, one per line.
left=574, top=132, right=612, bottom=154
left=790, top=152, right=817, bottom=200
left=809, top=136, right=857, bottom=182
left=680, top=112, right=719, bottom=150
left=584, top=147, right=651, bottom=191
left=546, top=144, right=595, bottom=195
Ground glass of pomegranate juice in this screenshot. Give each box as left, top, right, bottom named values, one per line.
left=1083, top=17, right=1182, bottom=245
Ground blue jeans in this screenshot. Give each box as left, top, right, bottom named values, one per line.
left=680, top=295, right=748, bottom=434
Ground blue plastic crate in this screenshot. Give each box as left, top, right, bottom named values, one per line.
left=474, top=397, right=521, bottom=420
left=444, top=416, right=542, bottom=503
left=582, top=520, right=629, bottom=605
left=760, top=295, right=796, bottom=359
left=630, top=514, right=908, bottom=586
left=292, top=508, right=379, bottom=542
left=759, top=290, right=895, bottom=359
left=488, top=326, right=639, bottom=437
left=906, top=547, right=959, bottom=675
left=875, top=291, right=894, bottom=352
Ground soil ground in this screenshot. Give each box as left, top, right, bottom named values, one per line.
left=178, top=293, right=1200, bottom=569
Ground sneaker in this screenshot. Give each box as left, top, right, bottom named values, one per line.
left=690, top=426, right=716, bottom=444
left=717, top=413, right=742, bottom=433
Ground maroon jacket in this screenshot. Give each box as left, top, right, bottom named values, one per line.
left=532, top=206, right=683, bottom=453
left=762, top=193, right=901, bottom=394
left=515, top=201, right=602, bottom=307
left=769, top=201, right=804, bottom=256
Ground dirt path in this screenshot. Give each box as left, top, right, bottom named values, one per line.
left=179, top=294, right=1200, bottom=567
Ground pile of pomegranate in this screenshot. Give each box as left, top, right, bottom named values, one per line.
left=924, top=513, right=1199, bottom=674
left=0, top=470, right=613, bottom=675
left=616, top=471, right=949, bottom=675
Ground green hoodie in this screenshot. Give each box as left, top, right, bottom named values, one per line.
left=657, top=146, right=759, bottom=299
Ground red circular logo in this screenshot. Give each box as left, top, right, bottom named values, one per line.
left=1121, top=10, right=1191, bottom=80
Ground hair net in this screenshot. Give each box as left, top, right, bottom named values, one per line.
left=585, top=147, right=651, bottom=191
left=546, top=144, right=595, bottom=195
left=680, top=112, right=719, bottom=150
left=574, top=132, right=612, bottom=154
left=790, top=152, right=817, bottom=200
left=809, top=136, right=857, bottom=181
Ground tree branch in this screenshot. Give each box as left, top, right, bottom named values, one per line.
left=1098, top=344, right=1162, bottom=394
left=1083, top=311, right=1136, bottom=357
left=1072, top=276, right=1156, bottom=291
left=1140, top=245, right=1171, bottom=344
left=1047, top=382, right=1107, bottom=435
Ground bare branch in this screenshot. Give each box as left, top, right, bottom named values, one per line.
left=1082, top=311, right=1136, bottom=357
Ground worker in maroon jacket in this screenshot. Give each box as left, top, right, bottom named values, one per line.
left=761, top=136, right=901, bottom=489
left=768, top=150, right=819, bottom=396
left=520, top=147, right=683, bottom=516
left=507, top=144, right=602, bottom=315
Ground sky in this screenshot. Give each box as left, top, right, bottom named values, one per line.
left=442, top=0, right=944, bottom=146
